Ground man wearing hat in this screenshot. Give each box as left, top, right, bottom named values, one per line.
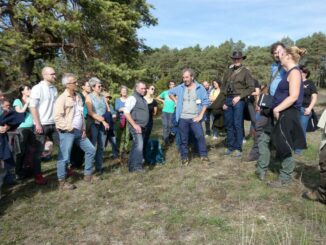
left=221, top=51, right=255, bottom=157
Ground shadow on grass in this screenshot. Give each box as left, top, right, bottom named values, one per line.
left=294, top=161, right=320, bottom=189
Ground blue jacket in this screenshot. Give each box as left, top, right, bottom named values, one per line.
left=169, top=81, right=209, bottom=122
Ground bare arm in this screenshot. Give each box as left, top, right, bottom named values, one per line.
left=273, top=70, right=301, bottom=119
left=30, top=107, right=43, bottom=134
left=305, top=93, right=317, bottom=115
left=169, top=94, right=177, bottom=103
left=156, top=95, right=165, bottom=103
left=124, top=112, right=141, bottom=133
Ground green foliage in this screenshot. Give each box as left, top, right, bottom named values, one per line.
left=0, top=0, right=157, bottom=90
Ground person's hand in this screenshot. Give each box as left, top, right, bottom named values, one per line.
left=273, top=108, right=280, bottom=120
left=222, top=104, right=228, bottom=110
left=35, top=123, right=43, bottom=134
left=102, top=121, right=110, bottom=130
left=255, top=105, right=261, bottom=112
left=25, top=97, right=31, bottom=105
left=304, top=108, right=312, bottom=116
left=193, top=114, right=203, bottom=123
left=232, top=96, right=241, bottom=106
left=82, top=130, right=87, bottom=139
left=133, top=124, right=142, bottom=134
left=0, top=126, right=7, bottom=134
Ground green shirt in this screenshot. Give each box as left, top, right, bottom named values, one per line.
left=159, top=90, right=175, bottom=113
left=13, top=99, right=34, bottom=128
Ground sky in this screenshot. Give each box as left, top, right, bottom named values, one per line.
left=138, top=0, right=326, bottom=49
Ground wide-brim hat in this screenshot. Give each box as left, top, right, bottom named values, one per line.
left=230, top=51, right=246, bottom=60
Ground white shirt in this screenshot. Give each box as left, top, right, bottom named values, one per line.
left=123, top=96, right=137, bottom=114
left=29, top=80, right=58, bottom=125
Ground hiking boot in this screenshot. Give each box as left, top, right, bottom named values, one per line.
left=34, top=173, right=47, bottom=185
left=302, top=191, right=319, bottom=202
left=255, top=171, right=266, bottom=181
left=200, top=157, right=211, bottom=165
left=84, top=175, right=101, bottom=183
left=246, top=154, right=258, bottom=162
left=267, top=179, right=291, bottom=188
left=59, top=180, right=76, bottom=190
left=181, top=158, right=189, bottom=166
left=232, top=150, right=242, bottom=158
left=224, top=148, right=233, bottom=155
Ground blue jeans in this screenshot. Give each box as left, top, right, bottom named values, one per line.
left=162, top=112, right=174, bottom=144
left=178, top=118, right=208, bottom=160
left=204, top=111, right=211, bottom=135
left=224, top=97, right=245, bottom=151
left=57, top=129, right=96, bottom=180
left=90, top=124, right=106, bottom=172
left=300, top=107, right=311, bottom=139
left=128, top=125, right=146, bottom=172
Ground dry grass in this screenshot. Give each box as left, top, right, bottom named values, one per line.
left=0, top=119, right=326, bottom=244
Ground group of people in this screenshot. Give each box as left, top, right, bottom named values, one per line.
left=0, top=42, right=325, bottom=206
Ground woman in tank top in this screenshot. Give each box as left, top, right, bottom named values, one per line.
left=85, top=77, right=110, bottom=174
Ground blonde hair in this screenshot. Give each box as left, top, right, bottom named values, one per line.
left=286, top=46, right=307, bottom=63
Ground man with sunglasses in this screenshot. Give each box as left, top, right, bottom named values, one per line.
left=29, top=66, right=59, bottom=184
left=222, top=51, right=255, bottom=157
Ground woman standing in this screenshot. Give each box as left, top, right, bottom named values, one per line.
left=268, top=46, right=307, bottom=188
left=209, top=80, right=222, bottom=139
left=295, top=65, right=318, bottom=154
left=13, top=85, right=46, bottom=184
left=143, top=85, right=158, bottom=157
left=85, top=77, right=110, bottom=174
left=115, top=86, right=130, bottom=158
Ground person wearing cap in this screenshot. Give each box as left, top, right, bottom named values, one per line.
left=221, top=51, right=255, bottom=157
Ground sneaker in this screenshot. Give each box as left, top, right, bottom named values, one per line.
left=242, top=139, right=247, bottom=144
left=59, top=180, right=76, bottom=190
left=181, top=158, right=190, bottom=166
left=200, top=157, right=210, bottom=164
left=232, top=150, right=242, bottom=157
left=34, top=173, right=47, bottom=185
left=224, top=149, right=233, bottom=155
left=212, top=136, right=218, bottom=140
left=205, top=134, right=210, bottom=138
left=267, top=179, right=291, bottom=188
left=302, top=191, right=319, bottom=202
left=84, top=175, right=101, bottom=183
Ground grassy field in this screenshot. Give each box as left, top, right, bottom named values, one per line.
left=1, top=109, right=326, bottom=244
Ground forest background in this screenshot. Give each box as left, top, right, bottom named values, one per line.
left=1, top=1, right=326, bottom=94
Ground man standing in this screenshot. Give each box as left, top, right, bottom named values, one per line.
left=255, top=42, right=287, bottom=181
left=124, top=81, right=149, bottom=172
left=169, top=68, right=210, bottom=165
left=156, top=80, right=176, bottom=145
left=202, top=81, right=212, bottom=137
left=29, top=66, right=59, bottom=183
left=222, top=51, right=255, bottom=157
left=54, top=73, right=97, bottom=190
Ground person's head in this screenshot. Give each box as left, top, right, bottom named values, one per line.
left=202, top=81, right=210, bottom=90
left=299, top=65, right=311, bottom=80
left=62, top=73, right=78, bottom=91
left=135, top=81, right=147, bottom=96
left=279, top=46, right=307, bottom=66
left=0, top=90, right=4, bottom=103
left=88, top=77, right=103, bottom=94
left=167, top=80, right=176, bottom=89
left=182, top=68, right=195, bottom=86
left=41, top=67, right=56, bottom=83
left=270, top=42, right=286, bottom=62
left=212, top=80, right=221, bottom=89
left=1, top=99, right=11, bottom=113
left=82, top=81, right=91, bottom=94
left=103, top=91, right=112, bottom=101
left=120, top=85, right=128, bottom=97
left=230, top=51, right=246, bottom=67
left=18, top=85, right=31, bottom=99
left=146, top=85, right=155, bottom=96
